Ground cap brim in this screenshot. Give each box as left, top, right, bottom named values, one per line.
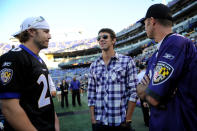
left=12, top=31, right=21, bottom=37
left=137, top=18, right=146, bottom=25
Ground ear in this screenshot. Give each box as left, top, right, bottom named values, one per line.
left=112, top=38, right=116, bottom=45
left=150, top=17, right=156, bottom=26
left=27, top=29, right=36, bottom=37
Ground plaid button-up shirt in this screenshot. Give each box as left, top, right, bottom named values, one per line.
left=88, top=53, right=138, bottom=126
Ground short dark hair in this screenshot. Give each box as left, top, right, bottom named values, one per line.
left=156, top=19, right=173, bottom=27
left=98, top=28, right=116, bottom=40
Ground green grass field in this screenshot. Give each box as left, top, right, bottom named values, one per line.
left=53, top=93, right=149, bottom=131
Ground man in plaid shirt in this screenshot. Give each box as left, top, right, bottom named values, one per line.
left=88, top=28, right=138, bottom=131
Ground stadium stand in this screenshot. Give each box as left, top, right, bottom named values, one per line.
left=0, top=0, right=196, bottom=85
left=50, top=0, right=197, bottom=82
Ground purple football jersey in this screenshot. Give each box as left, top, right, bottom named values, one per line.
left=146, top=34, right=197, bottom=131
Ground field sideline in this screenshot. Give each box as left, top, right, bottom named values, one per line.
left=53, top=93, right=148, bottom=131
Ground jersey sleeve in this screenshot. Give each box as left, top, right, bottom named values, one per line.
left=0, top=52, right=23, bottom=99
left=146, top=37, right=190, bottom=102
left=48, top=74, right=56, bottom=92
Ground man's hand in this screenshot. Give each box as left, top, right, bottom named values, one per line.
left=137, top=75, right=150, bottom=100
left=55, top=112, right=60, bottom=131
left=143, top=102, right=149, bottom=108
left=91, top=116, right=96, bottom=124
left=89, top=106, right=96, bottom=124
left=138, top=75, right=160, bottom=106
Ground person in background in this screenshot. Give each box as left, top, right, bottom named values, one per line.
left=0, top=16, right=59, bottom=131
left=137, top=4, right=197, bottom=130
left=70, top=77, right=81, bottom=107
left=56, top=83, right=61, bottom=102
left=88, top=28, right=138, bottom=131
left=60, top=79, right=69, bottom=108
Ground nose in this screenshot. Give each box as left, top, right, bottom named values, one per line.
left=48, top=33, right=51, bottom=39
left=99, top=37, right=105, bottom=41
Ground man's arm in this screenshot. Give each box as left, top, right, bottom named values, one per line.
left=126, top=58, right=138, bottom=121
left=89, top=106, right=96, bottom=124
left=69, top=82, right=72, bottom=93
left=87, top=65, right=97, bottom=124
left=54, top=112, right=60, bottom=131
left=1, top=99, right=37, bottom=131
left=126, top=101, right=136, bottom=122
left=137, top=75, right=159, bottom=106
left=78, top=81, right=80, bottom=89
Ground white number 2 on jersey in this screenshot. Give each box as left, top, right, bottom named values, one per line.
left=37, top=74, right=51, bottom=108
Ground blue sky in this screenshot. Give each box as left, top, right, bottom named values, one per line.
left=0, top=0, right=172, bottom=43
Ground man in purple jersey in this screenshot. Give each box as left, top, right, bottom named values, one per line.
left=137, top=3, right=197, bottom=131
left=0, top=16, right=59, bottom=131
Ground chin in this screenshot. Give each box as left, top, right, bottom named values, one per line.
left=39, top=45, right=48, bottom=50
left=102, top=48, right=109, bottom=51
left=147, top=34, right=152, bottom=39
left=43, top=45, right=48, bottom=49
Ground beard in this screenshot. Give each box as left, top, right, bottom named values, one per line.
left=34, top=39, right=47, bottom=50
left=33, top=32, right=48, bottom=50
left=146, top=29, right=154, bottom=39
left=145, top=20, right=154, bottom=39
left=147, top=33, right=154, bottom=39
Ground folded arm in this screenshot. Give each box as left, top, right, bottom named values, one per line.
left=137, top=75, right=159, bottom=106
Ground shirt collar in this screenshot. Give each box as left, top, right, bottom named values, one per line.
left=157, top=38, right=164, bottom=51
left=99, top=52, right=119, bottom=60
left=112, top=52, right=119, bottom=60
left=157, top=33, right=174, bottom=50
left=19, top=44, right=43, bottom=63
left=98, top=52, right=119, bottom=64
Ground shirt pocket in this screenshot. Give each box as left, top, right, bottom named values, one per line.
left=94, top=70, right=103, bottom=86
left=111, top=67, right=126, bottom=83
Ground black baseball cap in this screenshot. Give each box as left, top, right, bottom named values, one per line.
left=140, top=3, right=172, bottom=24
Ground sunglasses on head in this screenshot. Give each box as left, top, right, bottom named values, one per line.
left=97, top=34, right=109, bottom=41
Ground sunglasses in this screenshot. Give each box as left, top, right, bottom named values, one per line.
left=97, top=35, right=109, bottom=41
